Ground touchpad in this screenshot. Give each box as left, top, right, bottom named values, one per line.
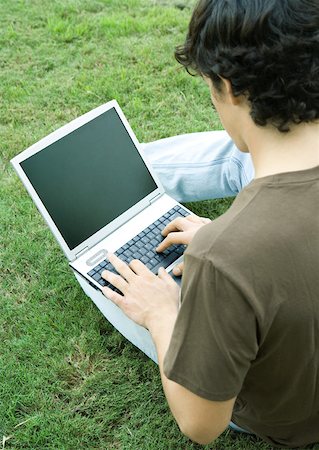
left=86, top=249, right=108, bottom=266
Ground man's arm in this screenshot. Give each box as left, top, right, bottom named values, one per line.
left=102, top=254, right=235, bottom=445
left=148, top=313, right=236, bottom=445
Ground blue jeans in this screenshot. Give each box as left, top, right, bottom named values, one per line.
left=141, top=130, right=254, bottom=202
left=229, top=421, right=252, bottom=434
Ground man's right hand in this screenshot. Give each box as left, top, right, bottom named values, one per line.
left=156, top=214, right=211, bottom=276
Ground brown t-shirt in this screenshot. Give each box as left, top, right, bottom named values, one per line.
left=164, top=166, right=319, bottom=448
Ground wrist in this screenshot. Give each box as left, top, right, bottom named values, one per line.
left=147, top=309, right=178, bottom=341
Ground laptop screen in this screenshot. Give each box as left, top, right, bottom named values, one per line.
left=21, top=107, right=158, bottom=250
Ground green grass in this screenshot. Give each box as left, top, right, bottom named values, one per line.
left=1, top=1, right=316, bottom=449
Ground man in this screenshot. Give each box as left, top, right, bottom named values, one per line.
left=101, top=0, right=319, bottom=447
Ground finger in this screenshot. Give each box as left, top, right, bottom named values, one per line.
left=106, top=252, right=135, bottom=282
left=161, top=217, right=193, bottom=237
left=129, top=258, right=152, bottom=276
left=102, top=269, right=128, bottom=293
left=158, top=266, right=178, bottom=286
left=184, top=214, right=201, bottom=223
left=173, top=261, right=184, bottom=276
left=156, top=231, right=188, bottom=252
left=186, top=214, right=210, bottom=224
left=102, top=285, right=124, bottom=306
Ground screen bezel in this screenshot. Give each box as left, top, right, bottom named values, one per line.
left=11, top=100, right=164, bottom=261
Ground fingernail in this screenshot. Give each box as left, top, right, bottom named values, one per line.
left=174, top=267, right=181, bottom=275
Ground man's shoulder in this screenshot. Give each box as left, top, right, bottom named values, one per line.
left=186, top=185, right=287, bottom=278
left=187, top=167, right=319, bottom=265
left=186, top=172, right=319, bottom=303
left=187, top=198, right=261, bottom=264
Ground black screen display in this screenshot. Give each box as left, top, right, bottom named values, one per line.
left=21, top=108, right=157, bottom=249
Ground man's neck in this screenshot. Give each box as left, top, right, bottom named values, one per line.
left=246, top=121, right=319, bottom=179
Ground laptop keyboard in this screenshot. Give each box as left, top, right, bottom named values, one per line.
left=87, top=205, right=189, bottom=292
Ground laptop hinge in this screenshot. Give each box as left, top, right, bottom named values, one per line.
left=75, top=246, right=89, bottom=259
left=149, top=192, right=162, bottom=204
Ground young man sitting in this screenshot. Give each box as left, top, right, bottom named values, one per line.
left=101, top=0, right=319, bottom=447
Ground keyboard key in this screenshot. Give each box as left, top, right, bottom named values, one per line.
left=170, top=212, right=182, bottom=221
left=152, top=252, right=180, bottom=274
left=175, top=245, right=185, bottom=255
left=149, top=258, right=158, bottom=267
left=120, top=256, right=128, bottom=263
left=88, top=269, right=96, bottom=277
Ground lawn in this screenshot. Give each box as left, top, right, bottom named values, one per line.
left=1, top=1, right=316, bottom=449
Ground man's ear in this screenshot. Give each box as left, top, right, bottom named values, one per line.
left=220, top=77, right=241, bottom=105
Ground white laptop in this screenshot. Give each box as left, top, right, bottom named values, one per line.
left=11, top=100, right=190, bottom=292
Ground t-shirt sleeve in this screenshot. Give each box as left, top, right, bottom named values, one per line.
left=163, top=253, right=259, bottom=401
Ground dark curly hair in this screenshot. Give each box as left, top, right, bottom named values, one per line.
left=175, top=0, right=319, bottom=132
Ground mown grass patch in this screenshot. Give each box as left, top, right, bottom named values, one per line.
left=2, top=1, right=315, bottom=449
